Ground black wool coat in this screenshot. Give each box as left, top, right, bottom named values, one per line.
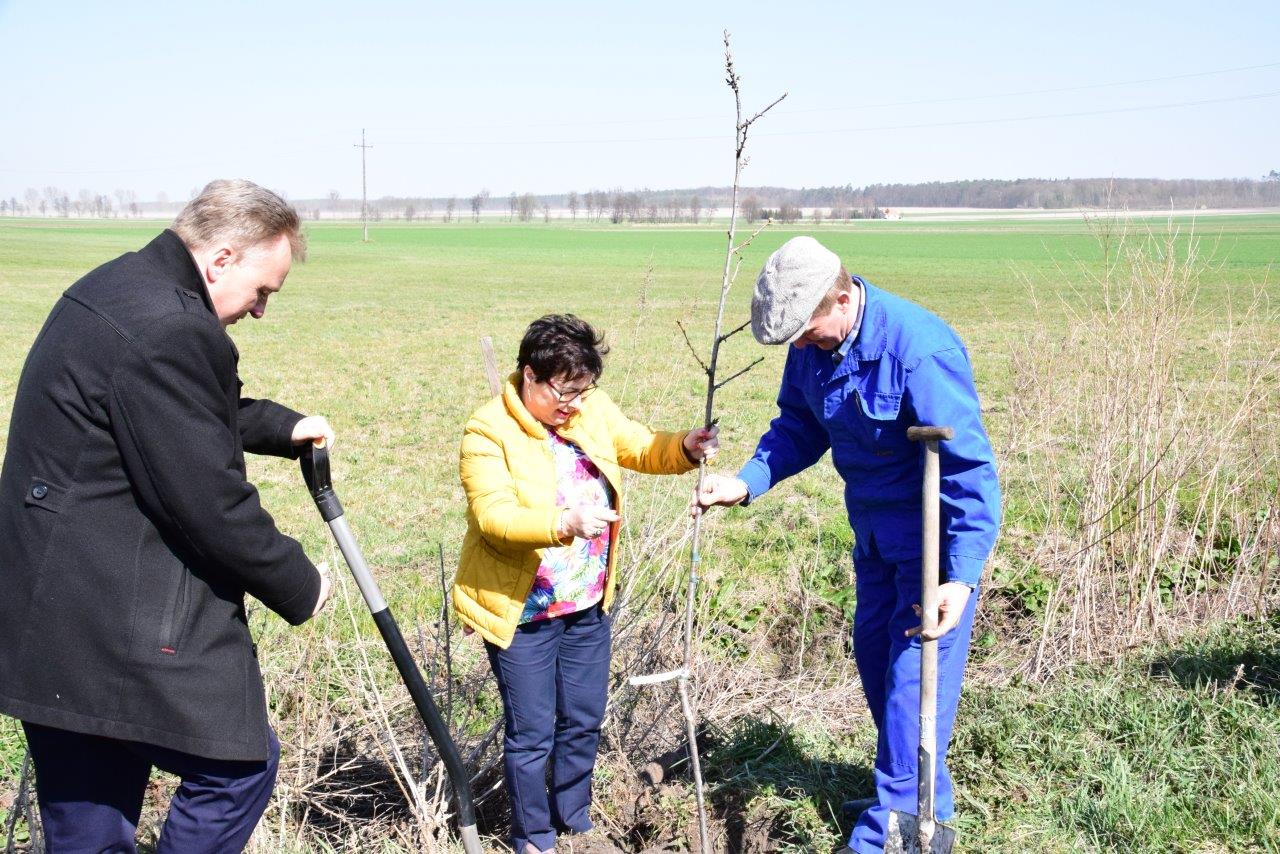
left=0, top=230, right=320, bottom=761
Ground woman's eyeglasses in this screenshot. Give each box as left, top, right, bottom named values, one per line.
left=545, top=379, right=597, bottom=403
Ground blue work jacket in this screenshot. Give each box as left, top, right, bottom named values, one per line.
left=737, top=280, right=1001, bottom=585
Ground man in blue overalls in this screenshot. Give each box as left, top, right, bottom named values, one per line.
left=697, top=236, right=1001, bottom=853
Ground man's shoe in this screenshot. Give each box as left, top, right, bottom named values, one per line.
left=840, top=795, right=878, bottom=818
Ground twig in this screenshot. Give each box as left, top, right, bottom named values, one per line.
left=730, top=219, right=774, bottom=255
left=464, top=718, right=504, bottom=768
left=717, top=318, right=751, bottom=344
left=714, top=356, right=765, bottom=391
left=629, top=667, right=689, bottom=686
left=677, top=320, right=711, bottom=375
left=743, top=93, right=788, bottom=131
left=438, top=543, right=453, bottom=725
left=3, top=750, right=33, bottom=854
left=416, top=622, right=434, bottom=785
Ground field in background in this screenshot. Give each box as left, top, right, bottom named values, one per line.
left=1, top=215, right=1277, bottom=851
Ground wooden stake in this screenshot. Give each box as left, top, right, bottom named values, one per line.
left=480, top=336, right=502, bottom=396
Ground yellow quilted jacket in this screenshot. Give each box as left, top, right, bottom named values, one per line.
left=453, top=374, right=696, bottom=648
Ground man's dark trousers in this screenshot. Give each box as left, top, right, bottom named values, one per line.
left=485, top=604, right=611, bottom=853
left=22, top=721, right=280, bottom=854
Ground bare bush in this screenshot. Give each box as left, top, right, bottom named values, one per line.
left=998, top=215, right=1280, bottom=677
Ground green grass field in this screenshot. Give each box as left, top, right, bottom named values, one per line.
left=1, top=215, right=1277, bottom=852
left=3, top=216, right=1273, bottom=576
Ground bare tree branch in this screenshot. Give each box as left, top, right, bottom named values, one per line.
left=717, top=318, right=751, bottom=343
left=676, top=320, right=711, bottom=375
left=731, top=218, right=774, bottom=255
left=714, top=356, right=766, bottom=391
left=742, top=92, right=788, bottom=130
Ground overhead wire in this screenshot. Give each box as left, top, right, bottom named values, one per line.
left=4, top=61, right=1276, bottom=175
left=373, top=89, right=1280, bottom=147
left=366, top=59, right=1280, bottom=133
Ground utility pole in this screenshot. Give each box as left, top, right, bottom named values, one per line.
left=354, top=128, right=373, bottom=242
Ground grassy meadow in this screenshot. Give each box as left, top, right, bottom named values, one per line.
left=1, top=215, right=1278, bottom=852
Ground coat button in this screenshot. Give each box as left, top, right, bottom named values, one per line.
left=31, top=483, right=49, bottom=499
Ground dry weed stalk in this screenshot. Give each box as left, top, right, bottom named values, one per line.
left=250, top=531, right=503, bottom=853
left=627, top=31, right=785, bottom=853
left=1003, top=213, right=1280, bottom=677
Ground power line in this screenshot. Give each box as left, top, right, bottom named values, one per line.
left=372, top=89, right=1280, bottom=147
left=784, top=60, right=1280, bottom=115
left=362, top=60, right=1280, bottom=134
left=4, top=74, right=1277, bottom=177
left=762, top=89, right=1280, bottom=137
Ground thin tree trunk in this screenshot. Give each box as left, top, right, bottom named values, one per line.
left=630, top=32, right=785, bottom=853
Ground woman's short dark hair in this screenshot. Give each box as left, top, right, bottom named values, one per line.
left=517, top=314, right=609, bottom=383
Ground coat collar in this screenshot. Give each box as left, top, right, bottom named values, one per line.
left=139, top=229, right=217, bottom=317
left=843, top=278, right=888, bottom=365
left=501, top=372, right=598, bottom=446
left=502, top=372, right=550, bottom=439
left=822, top=276, right=884, bottom=382
left=497, top=371, right=624, bottom=493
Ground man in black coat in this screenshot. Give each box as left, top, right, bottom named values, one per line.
left=0, top=179, right=334, bottom=853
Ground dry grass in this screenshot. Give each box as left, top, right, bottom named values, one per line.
left=998, top=214, right=1280, bottom=677
left=4, top=216, right=1278, bottom=852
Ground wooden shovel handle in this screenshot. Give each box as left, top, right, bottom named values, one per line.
left=911, top=422, right=952, bottom=838
left=907, top=425, right=954, bottom=442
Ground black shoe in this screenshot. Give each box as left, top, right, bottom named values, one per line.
left=840, top=795, right=878, bottom=818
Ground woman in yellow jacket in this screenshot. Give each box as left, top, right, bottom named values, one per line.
left=454, top=315, right=716, bottom=854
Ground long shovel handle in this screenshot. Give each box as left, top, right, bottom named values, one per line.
left=300, top=442, right=483, bottom=854
left=907, top=425, right=953, bottom=850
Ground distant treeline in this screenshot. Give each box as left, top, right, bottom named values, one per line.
left=4, top=176, right=1278, bottom=220
left=775, top=177, right=1280, bottom=210
left=346, top=177, right=1280, bottom=222
left=547, top=177, right=1280, bottom=212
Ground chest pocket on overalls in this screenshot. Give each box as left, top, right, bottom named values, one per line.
left=849, top=390, right=909, bottom=456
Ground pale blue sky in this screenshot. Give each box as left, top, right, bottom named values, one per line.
left=1, top=0, right=1276, bottom=201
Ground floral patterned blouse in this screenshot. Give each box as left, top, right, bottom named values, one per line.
left=519, top=430, right=615, bottom=624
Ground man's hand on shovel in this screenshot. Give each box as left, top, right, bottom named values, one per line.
left=310, top=561, right=333, bottom=618
left=905, top=582, right=973, bottom=641
left=291, top=415, right=336, bottom=449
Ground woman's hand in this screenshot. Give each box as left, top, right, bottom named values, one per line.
left=682, top=424, right=720, bottom=462
left=558, top=506, right=621, bottom=540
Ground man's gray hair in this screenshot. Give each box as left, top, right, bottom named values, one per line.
left=172, top=179, right=306, bottom=261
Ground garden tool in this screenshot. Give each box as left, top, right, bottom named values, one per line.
left=300, top=440, right=483, bottom=854
left=885, top=425, right=957, bottom=854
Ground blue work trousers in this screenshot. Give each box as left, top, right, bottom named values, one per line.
left=847, top=553, right=978, bottom=854
left=21, top=721, right=279, bottom=854
left=485, top=604, right=611, bottom=853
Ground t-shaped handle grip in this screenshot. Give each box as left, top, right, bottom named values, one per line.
left=907, top=425, right=954, bottom=442
left=299, top=439, right=344, bottom=522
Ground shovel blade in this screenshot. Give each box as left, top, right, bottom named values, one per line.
left=883, top=809, right=956, bottom=854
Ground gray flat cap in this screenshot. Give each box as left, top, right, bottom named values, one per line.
left=750, top=236, right=842, bottom=344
